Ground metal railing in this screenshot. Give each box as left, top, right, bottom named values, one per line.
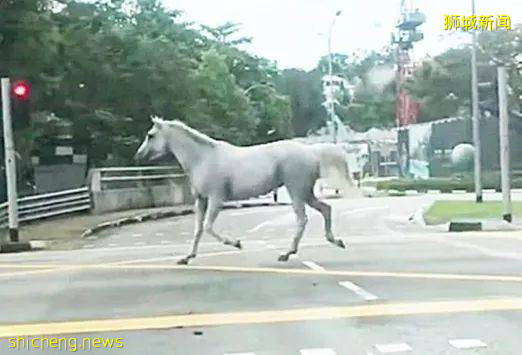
left=0, top=187, right=91, bottom=228
left=89, top=166, right=185, bottom=192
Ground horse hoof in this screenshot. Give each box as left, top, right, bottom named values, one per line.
left=335, top=239, right=346, bottom=249
left=278, top=254, right=290, bottom=262
left=233, top=240, right=242, bottom=249
left=177, top=258, right=189, bottom=265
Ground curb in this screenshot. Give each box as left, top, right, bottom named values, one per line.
left=449, top=221, right=483, bottom=232
left=381, top=188, right=522, bottom=196
left=81, top=201, right=287, bottom=238
left=448, top=220, right=520, bottom=232
left=0, top=241, right=32, bottom=253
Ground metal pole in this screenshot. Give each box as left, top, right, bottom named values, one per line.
left=1, top=77, right=19, bottom=242
left=471, top=0, right=483, bottom=202
left=327, top=12, right=340, bottom=144
left=497, top=66, right=512, bottom=222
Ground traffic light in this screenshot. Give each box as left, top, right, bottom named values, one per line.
left=11, top=80, right=31, bottom=129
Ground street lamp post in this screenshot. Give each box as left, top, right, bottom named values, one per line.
left=327, top=10, right=342, bottom=143
left=471, top=0, right=483, bottom=203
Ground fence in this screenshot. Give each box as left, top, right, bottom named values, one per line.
left=0, top=187, right=91, bottom=228
left=89, top=166, right=185, bottom=192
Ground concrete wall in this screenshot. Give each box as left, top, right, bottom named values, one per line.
left=91, top=177, right=193, bottom=214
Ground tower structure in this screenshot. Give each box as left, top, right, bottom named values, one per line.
left=392, top=1, right=425, bottom=126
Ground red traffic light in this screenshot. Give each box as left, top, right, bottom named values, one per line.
left=12, top=80, right=30, bottom=100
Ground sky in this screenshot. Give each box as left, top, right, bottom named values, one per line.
left=164, top=0, right=522, bottom=70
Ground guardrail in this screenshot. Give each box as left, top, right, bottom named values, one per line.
left=87, top=166, right=191, bottom=213
left=0, top=187, right=91, bottom=228
left=89, top=166, right=185, bottom=192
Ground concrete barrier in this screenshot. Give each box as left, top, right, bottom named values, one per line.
left=88, top=167, right=194, bottom=214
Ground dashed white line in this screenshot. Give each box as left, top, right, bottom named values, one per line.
left=160, top=240, right=172, bottom=245
left=108, top=243, right=118, bottom=247
left=302, top=261, right=325, bottom=271
left=375, top=343, right=412, bottom=353
left=131, top=233, right=142, bottom=238
left=155, top=232, right=165, bottom=237
left=338, top=281, right=378, bottom=301
left=300, top=348, right=337, bottom=355
left=448, top=339, right=487, bottom=349
left=82, top=244, right=95, bottom=249
left=339, top=206, right=389, bottom=217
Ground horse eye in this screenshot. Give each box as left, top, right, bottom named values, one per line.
left=147, top=133, right=154, bottom=139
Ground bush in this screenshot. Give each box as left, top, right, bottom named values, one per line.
left=376, top=173, right=522, bottom=192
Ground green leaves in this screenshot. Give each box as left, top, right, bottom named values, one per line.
left=2, top=0, right=293, bottom=167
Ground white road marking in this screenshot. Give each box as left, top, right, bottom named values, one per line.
left=246, top=213, right=295, bottom=233
left=224, top=353, right=255, bottom=355
left=82, top=244, right=95, bottom=249
left=302, top=261, right=325, bottom=271
left=155, top=232, right=165, bottom=237
left=108, top=243, right=118, bottom=247
left=300, top=348, right=337, bottom=355
left=85, top=236, right=97, bottom=241
left=375, top=343, right=412, bottom=353
left=229, top=208, right=271, bottom=217
left=133, top=242, right=146, bottom=246
left=448, top=339, right=487, bottom=349
left=131, top=233, right=142, bottom=238
left=160, top=240, right=172, bottom=245
left=338, top=281, right=378, bottom=301
left=339, top=206, right=389, bottom=217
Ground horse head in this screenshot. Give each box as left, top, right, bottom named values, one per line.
left=134, top=115, right=170, bottom=161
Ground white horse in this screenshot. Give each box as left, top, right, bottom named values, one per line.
left=135, top=117, right=350, bottom=264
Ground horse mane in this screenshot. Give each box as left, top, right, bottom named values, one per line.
left=161, top=118, right=217, bottom=147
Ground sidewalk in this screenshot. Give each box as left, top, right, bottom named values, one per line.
left=4, top=197, right=281, bottom=250
left=8, top=206, right=190, bottom=250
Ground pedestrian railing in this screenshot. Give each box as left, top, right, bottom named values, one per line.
left=88, top=166, right=185, bottom=192
left=0, top=187, right=91, bottom=228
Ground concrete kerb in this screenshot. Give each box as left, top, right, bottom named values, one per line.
left=412, top=201, right=521, bottom=233
left=81, top=201, right=287, bottom=238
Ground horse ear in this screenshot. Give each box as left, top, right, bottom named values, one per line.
left=150, top=115, right=162, bottom=127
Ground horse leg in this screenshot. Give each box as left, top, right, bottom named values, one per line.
left=307, top=196, right=346, bottom=249
left=205, top=197, right=242, bottom=250
left=278, top=197, right=307, bottom=262
left=178, top=196, right=207, bottom=265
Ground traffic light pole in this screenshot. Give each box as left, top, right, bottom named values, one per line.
left=1, top=77, right=20, bottom=242
left=497, top=67, right=512, bottom=222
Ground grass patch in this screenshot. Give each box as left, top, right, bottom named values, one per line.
left=423, top=200, right=522, bottom=225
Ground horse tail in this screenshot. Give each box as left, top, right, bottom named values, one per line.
left=312, top=144, right=356, bottom=196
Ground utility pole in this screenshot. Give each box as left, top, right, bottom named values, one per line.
left=471, top=0, right=483, bottom=202
left=327, top=10, right=341, bottom=144
left=1, top=77, right=19, bottom=242
left=497, top=66, right=511, bottom=222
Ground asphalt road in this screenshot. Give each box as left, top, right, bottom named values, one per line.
left=1, top=193, right=522, bottom=354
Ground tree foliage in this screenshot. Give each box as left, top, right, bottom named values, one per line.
left=0, top=0, right=291, bottom=168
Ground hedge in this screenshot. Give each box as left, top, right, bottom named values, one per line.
left=376, top=176, right=522, bottom=192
